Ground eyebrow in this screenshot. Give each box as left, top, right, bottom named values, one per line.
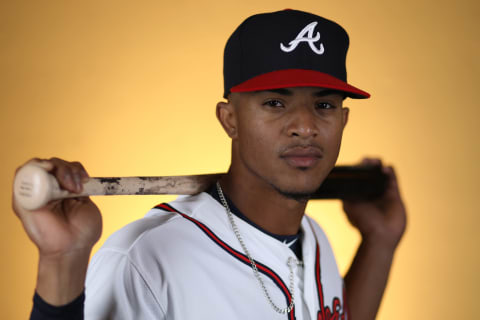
left=259, top=88, right=345, bottom=98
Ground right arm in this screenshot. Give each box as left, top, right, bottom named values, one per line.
left=12, top=158, right=102, bottom=314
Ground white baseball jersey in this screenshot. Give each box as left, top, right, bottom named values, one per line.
left=84, top=192, right=348, bottom=320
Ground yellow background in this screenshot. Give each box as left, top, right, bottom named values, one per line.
left=1, top=0, right=478, bottom=318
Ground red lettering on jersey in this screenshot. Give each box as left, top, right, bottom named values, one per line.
left=317, top=297, right=345, bottom=320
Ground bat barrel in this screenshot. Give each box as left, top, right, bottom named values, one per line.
left=83, top=175, right=222, bottom=196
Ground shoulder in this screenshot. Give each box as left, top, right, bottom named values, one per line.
left=98, top=192, right=221, bottom=254
left=85, top=192, right=225, bottom=318
left=88, top=191, right=232, bottom=276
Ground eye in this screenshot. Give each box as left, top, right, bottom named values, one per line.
left=316, top=102, right=336, bottom=109
left=262, top=99, right=284, bottom=108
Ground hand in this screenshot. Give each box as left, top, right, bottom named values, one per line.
left=343, top=160, right=407, bottom=319
left=342, top=158, right=407, bottom=250
left=12, top=158, right=102, bottom=305
left=13, top=158, right=102, bottom=257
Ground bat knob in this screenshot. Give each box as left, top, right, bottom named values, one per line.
left=13, top=164, right=57, bottom=210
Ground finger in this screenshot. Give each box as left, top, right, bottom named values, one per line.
left=360, top=157, right=372, bottom=165
left=49, top=158, right=78, bottom=193
left=383, top=165, right=394, bottom=178
left=360, top=157, right=382, bottom=167
left=382, top=166, right=402, bottom=201
left=70, top=162, right=89, bottom=192
left=71, top=161, right=90, bottom=179
left=383, top=166, right=397, bottom=184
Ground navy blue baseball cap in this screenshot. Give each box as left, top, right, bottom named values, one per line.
left=223, top=9, right=370, bottom=99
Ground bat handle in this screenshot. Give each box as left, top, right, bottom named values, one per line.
left=13, top=164, right=72, bottom=210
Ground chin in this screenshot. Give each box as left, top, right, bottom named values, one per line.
left=270, top=177, right=323, bottom=202
left=277, top=189, right=316, bottom=202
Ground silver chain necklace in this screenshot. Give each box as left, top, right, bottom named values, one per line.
left=216, top=181, right=302, bottom=314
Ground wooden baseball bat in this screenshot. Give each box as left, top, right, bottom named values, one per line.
left=13, top=164, right=387, bottom=210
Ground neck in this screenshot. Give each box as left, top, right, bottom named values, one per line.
left=219, top=167, right=307, bottom=236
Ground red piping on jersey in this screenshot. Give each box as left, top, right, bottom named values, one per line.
left=155, top=203, right=295, bottom=320
left=315, top=244, right=326, bottom=319
left=314, top=243, right=347, bottom=320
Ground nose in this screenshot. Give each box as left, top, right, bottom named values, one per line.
left=286, top=107, right=318, bottom=138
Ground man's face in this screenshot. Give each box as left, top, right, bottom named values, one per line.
left=219, top=87, right=349, bottom=199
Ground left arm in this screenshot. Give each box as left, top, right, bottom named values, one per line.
left=343, top=159, right=407, bottom=320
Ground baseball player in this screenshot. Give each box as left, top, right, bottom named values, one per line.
left=15, top=9, right=407, bottom=320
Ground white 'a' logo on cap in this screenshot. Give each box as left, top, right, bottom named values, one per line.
left=280, top=21, right=325, bottom=55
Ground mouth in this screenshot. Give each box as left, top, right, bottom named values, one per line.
left=280, top=146, right=323, bottom=169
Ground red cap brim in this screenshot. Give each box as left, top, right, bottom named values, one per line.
left=230, top=69, right=370, bottom=99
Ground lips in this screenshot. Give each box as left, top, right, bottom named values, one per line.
left=280, top=146, right=323, bottom=168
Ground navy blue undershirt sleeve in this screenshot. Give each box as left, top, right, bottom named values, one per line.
left=30, top=291, right=84, bottom=320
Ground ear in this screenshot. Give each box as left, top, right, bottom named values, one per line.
left=342, top=107, right=349, bottom=128
left=216, top=101, right=238, bottom=139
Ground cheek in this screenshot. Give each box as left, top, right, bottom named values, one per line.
left=236, top=117, right=281, bottom=165
left=320, top=122, right=345, bottom=152
left=239, top=123, right=273, bottom=154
